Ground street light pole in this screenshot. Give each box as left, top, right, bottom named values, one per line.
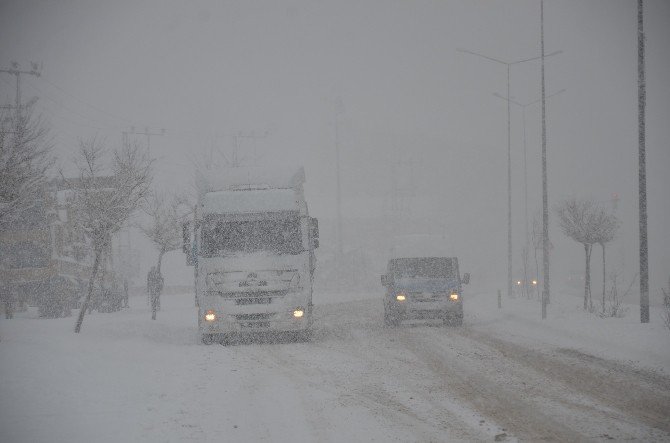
left=458, top=47, right=561, bottom=299
left=494, top=89, right=565, bottom=300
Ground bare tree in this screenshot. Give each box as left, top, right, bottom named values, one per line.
left=600, top=270, right=635, bottom=318
left=555, top=198, right=607, bottom=311
left=139, top=191, right=190, bottom=319
left=0, top=105, right=52, bottom=230
left=68, top=137, right=152, bottom=333
left=592, top=208, right=620, bottom=313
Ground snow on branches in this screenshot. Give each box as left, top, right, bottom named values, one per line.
left=67, top=137, right=152, bottom=332
left=555, top=198, right=619, bottom=312
left=0, top=105, right=53, bottom=231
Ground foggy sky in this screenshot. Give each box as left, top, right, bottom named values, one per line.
left=1, top=0, right=669, bottom=295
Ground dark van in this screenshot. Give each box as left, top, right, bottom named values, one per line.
left=381, top=257, right=469, bottom=326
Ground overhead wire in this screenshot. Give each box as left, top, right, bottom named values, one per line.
left=24, top=77, right=125, bottom=132
left=38, top=76, right=135, bottom=126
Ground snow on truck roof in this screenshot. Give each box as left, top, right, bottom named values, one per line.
left=196, top=166, right=305, bottom=195
left=201, top=188, right=298, bottom=215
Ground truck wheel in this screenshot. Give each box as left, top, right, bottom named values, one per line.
left=444, top=315, right=463, bottom=327
left=201, top=334, right=215, bottom=345
left=384, top=310, right=400, bottom=327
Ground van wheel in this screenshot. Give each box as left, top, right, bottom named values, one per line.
left=298, top=329, right=312, bottom=342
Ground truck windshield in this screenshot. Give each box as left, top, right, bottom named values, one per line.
left=201, top=216, right=302, bottom=257
left=391, top=258, right=455, bottom=279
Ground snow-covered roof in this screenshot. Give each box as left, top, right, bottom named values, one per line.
left=196, top=166, right=305, bottom=195
left=201, top=189, right=299, bottom=215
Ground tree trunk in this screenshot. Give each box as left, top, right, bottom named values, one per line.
left=74, top=248, right=101, bottom=333
left=151, top=247, right=166, bottom=321
left=602, top=243, right=607, bottom=313
left=584, top=243, right=592, bottom=310
left=157, top=248, right=165, bottom=274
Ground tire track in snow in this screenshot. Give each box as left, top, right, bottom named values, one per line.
left=397, top=325, right=670, bottom=441
left=462, top=329, right=670, bottom=435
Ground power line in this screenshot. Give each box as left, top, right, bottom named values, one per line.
left=122, top=127, right=165, bottom=154
left=0, top=61, right=41, bottom=118
left=25, top=77, right=125, bottom=131
left=39, top=76, right=134, bottom=125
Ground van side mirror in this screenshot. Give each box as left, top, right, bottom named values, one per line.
left=381, top=275, right=387, bottom=286
left=462, top=272, right=470, bottom=285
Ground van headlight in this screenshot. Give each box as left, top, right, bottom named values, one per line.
left=449, top=292, right=459, bottom=301
left=204, top=310, right=217, bottom=322
left=396, top=293, right=406, bottom=302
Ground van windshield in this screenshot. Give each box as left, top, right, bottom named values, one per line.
left=201, top=215, right=302, bottom=257
left=390, top=258, right=455, bottom=279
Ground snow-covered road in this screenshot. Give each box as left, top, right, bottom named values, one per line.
left=2, top=291, right=669, bottom=442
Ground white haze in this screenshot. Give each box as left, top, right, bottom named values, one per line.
left=1, top=0, right=669, bottom=297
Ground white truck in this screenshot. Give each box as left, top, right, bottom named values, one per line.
left=184, top=166, right=319, bottom=344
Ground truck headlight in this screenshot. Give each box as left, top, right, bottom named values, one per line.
left=396, top=293, right=406, bottom=302
left=204, top=310, right=217, bottom=322
left=293, top=308, right=304, bottom=318
left=449, top=292, right=459, bottom=301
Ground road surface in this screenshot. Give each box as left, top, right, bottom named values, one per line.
left=1, top=293, right=669, bottom=442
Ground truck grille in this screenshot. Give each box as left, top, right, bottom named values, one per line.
left=235, top=297, right=272, bottom=305
left=209, top=290, right=288, bottom=305
left=235, top=313, right=274, bottom=321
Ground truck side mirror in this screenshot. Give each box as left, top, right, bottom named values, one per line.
left=182, top=221, right=191, bottom=254
left=310, top=218, right=319, bottom=249
left=462, top=272, right=470, bottom=285
left=381, top=275, right=387, bottom=286
left=182, top=222, right=195, bottom=266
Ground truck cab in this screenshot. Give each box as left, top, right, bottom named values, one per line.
left=381, top=257, right=469, bottom=326
left=184, top=166, right=318, bottom=344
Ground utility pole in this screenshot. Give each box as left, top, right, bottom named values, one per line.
left=541, top=0, right=550, bottom=319
left=122, top=127, right=165, bottom=155
left=230, top=131, right=268, bottom=167
left=493, top=88, right=565, bottom=299
left=334, top=98, right=345, bottom=260
left=458, top=47, right=561, bottom=300
left=0, top=61, right=41, bottom=118
left=638, top=0, right=649, bottom=323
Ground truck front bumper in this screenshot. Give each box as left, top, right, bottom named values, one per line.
left=199, top=306, right=313, bottom=335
